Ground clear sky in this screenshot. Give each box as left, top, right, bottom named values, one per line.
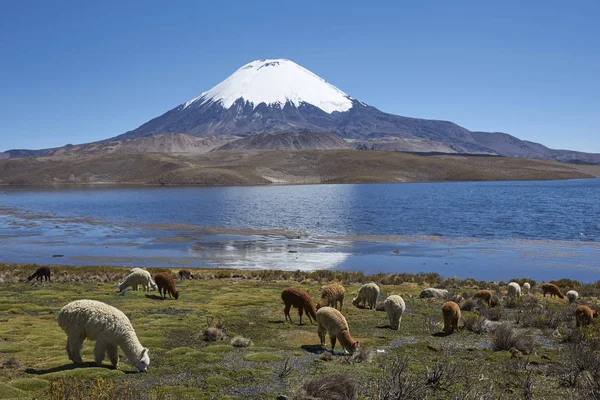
left=1, top=0, right=598, bottom=152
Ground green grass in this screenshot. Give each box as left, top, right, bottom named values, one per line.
left=0, top=264, right=599, bottom=399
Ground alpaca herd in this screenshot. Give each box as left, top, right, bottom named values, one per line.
left=23, top=266, right=600, bottom=373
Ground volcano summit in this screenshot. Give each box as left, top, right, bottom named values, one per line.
left=4, top=58, right=600, bottom=164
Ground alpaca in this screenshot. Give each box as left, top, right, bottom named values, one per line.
left=566, top=290, right=579, bottom=304
left=316, top=307, right=359, bottom=354
left=442, top=301, right=461, bottom=333
left=27, top=266, right=51, bottom=282
left=419, top=288, right=448, bottom=299
left=473, top=290, right=493, bottom=306
left=281, top=287, right=317, bottom=325
left=316, top=284, right=345, bottom=311
left=383, top=295, right=406, bottom=330
left=154, top=273, right=179, bottom=299
left=575, top=305, right=598, bottom=327
left=352, top=282, right=380, bottom=309
left=507, top=282, right=522, bottom=298
left=119, top=269, right=157, bottom=292
left=541, top=283, right=564, bottom=299
left=57, top=299, right=149, bottom=371
left=178, top=269, right=193, bottom=280
left=522, top=282, right=531, bottom=295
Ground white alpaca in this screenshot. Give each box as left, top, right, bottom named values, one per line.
left=352, top=282, right=380, bottom=309
left=507, top=282, right=522, bottom=298
left=566, top=290, right=579, bottom=303
left=57, top=299, right=150, bottom=371
left=419, top=288, right=448, bottom=299
left=384, top=295, right=406, bottom=330
left=522, top=282, right=531, bottom=295
left=119, top=269, right=157, bottom=292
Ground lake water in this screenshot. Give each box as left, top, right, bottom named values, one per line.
left=1, top=180, right=599, bottom=281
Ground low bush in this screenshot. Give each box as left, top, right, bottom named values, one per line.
left=491, top=324, right=534, bottom=354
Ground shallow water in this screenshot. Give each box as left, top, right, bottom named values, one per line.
left=1, top=180, right=599, bottom=281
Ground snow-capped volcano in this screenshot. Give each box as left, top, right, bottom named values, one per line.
left=183, top=59, right=353, bottom=114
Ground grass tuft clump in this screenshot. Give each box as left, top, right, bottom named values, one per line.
left=293, top=374, right=358, bottom=400
left=492, top=324, right=534, bottom=355
left=230, top=335, right=253, bottom=348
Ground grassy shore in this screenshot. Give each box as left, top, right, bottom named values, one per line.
left=2, top=150, right=600, bottom=186
left=0, top=264, right=599, bottom=399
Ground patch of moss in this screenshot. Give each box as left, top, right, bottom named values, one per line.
left=243, top=353, right=284, bottom=362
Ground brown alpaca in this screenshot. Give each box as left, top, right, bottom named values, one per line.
left=541, top=283, right=564, bottom=299
left=316, top=283, right=345, bottom=311
left=178, top=269, right=193, bottom=280
left=472, top=290, right=492, bottom=306
left=154, top=273, right=179, bottom=299
left=575, top=305, right=598, bottom=327
left=316, top=307, right=359, bottom=353
left=281, top=287, right=317, bottom=325
left=442, top=301, right=461, bottom=333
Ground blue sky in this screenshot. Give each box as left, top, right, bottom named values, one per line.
left=0, top=0, right=598, bottom=152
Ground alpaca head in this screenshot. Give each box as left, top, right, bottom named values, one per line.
left=594, top=310, right=599, bottom=318
left=134, top=348, right=150, bottom=372
left=351, top=341, right=360, bottom=351
left=173, top=290, right=179, bottom=300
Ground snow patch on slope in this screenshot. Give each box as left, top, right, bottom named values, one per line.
left=183, top=59, right=353, bottom=114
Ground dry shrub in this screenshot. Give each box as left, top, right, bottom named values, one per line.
left=201, top=327, right=226, bottom=341
left=460, top=299, right=478, bottom=311
left=492, top=324, right=534, bottom=354
left=48, top=377, right=136, bottom=400
left=319, top=352, right=334, bottom=362
left=522, top=305, right=573, bottom=330
left=462, top=313, right=487, bottom=334
left=293, top=374, right=357, bottom=400
left=230, top=335, right=253, bottom=347
left=369, top=356, right=425, bottom=400
left=346, top=348, right=375, bottom=364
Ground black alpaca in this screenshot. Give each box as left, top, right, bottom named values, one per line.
left=28, top=267, right=51, bottom=282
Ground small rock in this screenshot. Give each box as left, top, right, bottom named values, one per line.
left=541, top=354, right=551, bottom=360
left=427, top=345, right=441, bottom=352
left=276, top=396, right=289, bottom=400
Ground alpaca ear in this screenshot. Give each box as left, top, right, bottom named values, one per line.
left=142, top=348, right=149, bottom=357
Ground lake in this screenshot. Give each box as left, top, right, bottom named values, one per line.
left=1, top=179, right=599, bottom=281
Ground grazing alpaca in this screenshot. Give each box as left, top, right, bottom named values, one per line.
left=383, top=295, right=406, bottom=330
left=473, top=290, right=493, bottom=306
left=352, top=282, right=380, bottom=309
left=442, top=301, right=461, bottom=333
left=507, top=282, right=522, bottom=298
left=154, top=273, right=179, bottom=299
left=541, top=283, right=564, bottom=299
left=316, top=284, right=345, bottom=311
left=566, top=290, right=579, bottom=304
left=178, top=269, right=193, bottom=280
left=575, top=305, right=598, bottom=327
left=316, top=307, right=359, bottom=354
left=119, top=269, right=157, bottom=293
left=27, top=267, right=51, bottom=282
left=57, top=299, right=150, bottom=371
left=281, top=287, right=317, bottom=325
left=522, top=282, right=531, bottom=295
left=419, top=288, right=448, bottom=299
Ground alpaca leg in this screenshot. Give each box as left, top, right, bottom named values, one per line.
left=305, top=306, right=314, bottom=324
left=68, top=334, right=84, bottom=364
left=396, top=313, right=403, bottom=330
left=106, top=343, right=119, bottom=369
left=317, top=326, right=326, bottom=347
left=94, top=340, right=107, bottom=366
left=283, top=304, right=291, bottom=323
left=298, top=307, right=304, bottom=325
left=387, top=311, right=395, bottom=329
left=330, top=334, right=337, bottom=352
